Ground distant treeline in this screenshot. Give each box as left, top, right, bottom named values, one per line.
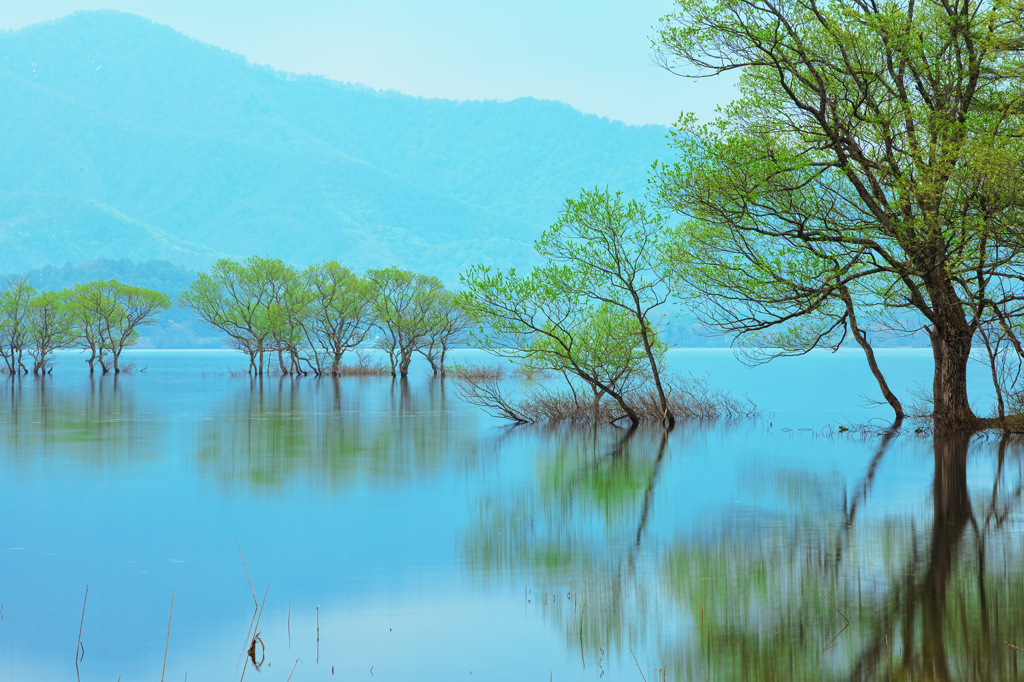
left=179, top=258, right=469, bottom=377
left=0, top=278, right=170, bottom=374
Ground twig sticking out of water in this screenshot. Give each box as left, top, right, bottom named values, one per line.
left=822, top=593, right=850, bottom=623
left=316, top=605, right=320, bottom=664
left=240, top=586, right=268, bottom=682
left=160, top=590, right=174, bottom=682
left=630, top=648, right=647, bottom=682
left=235, top=539, right=257, bottom=608
left=285, top=659, right=302, bottom=682
left=76, top=585, right=88, bottom=682
left=579, top=600, right=586, bottom=669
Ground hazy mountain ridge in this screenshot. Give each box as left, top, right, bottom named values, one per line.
left=0, top=10, right=669, bottom=281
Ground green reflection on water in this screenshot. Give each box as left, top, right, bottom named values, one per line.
left=194, top=376, right=481, bottom=488
left=465, top=425, right=1024, bottom=681
left=0, top=376, right=159, bottom=464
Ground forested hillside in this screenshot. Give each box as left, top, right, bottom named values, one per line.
left=0, top=11, right=668, bottom=281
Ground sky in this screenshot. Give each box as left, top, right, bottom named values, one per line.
left=0, top=0, right=738, bottom=126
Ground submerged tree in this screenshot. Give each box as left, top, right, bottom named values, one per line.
left=418, top=289, right=472, bottom=377
left=368, top=267, right=445, bottom=377
left=654, top=0, right=1024, bottom=428
left=25, top=290, right=76, bottom=374
left=537, top=188, right=677, bottom=423
left=0, top=277, right=35, bottom=374
left=104, top=282, right=171, bottom=372
left=461, top=264, right=655, bottom=425
left=180, top=258, right=276, bottom=374
left=300, top=262, right=375, bottom=376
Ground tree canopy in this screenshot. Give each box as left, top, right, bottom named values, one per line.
left=654, top=0, right=1024, bottom=428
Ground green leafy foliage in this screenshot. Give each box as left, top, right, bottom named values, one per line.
left=180, top=259, right=470, bottom=376
left=653, top=0, right=1024, bottom=426
left=460, top=189, right=678, bottom=424
left=0, top=276, right=169, bottom=374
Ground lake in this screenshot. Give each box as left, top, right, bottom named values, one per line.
left=1, top=349, right=1021, bottom=681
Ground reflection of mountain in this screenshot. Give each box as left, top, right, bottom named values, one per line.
left=0, top=11, right=666, bottom=281
left=463, top=424, right=1024, bottom=680
left=195, top=378, right=480, bottom=488
left=0, top=377, right=160, bottom=464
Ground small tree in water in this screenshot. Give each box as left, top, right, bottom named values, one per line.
left=368, top=267, right=443, bottom=377
left=537, top=188, right=677, bottom=424
left=0, top=277, right=34, bottom=374
left=460, top=264, right=657, bottom=426
left=25, top=290, right=76, bottom=375
left=299, top=262, right=376, bottom=376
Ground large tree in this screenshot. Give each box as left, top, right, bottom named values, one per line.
left=654, top=0, right=1024, bottom=428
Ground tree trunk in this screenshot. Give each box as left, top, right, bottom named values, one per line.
left=929, top=327, right=977, bottom=428
left=922, top=272, right=979, bottom=429
left=399, top=350, right=413, bottom=377
left=841, top=288, right=904, bottom=419
left=439, top=347, right=447, bottom=378
left=633, top=297, right=673, bottom=425
left=278, top=349, right=288, bottom=375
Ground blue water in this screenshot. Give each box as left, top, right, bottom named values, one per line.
left=0, top=349, right=1020, bottom=681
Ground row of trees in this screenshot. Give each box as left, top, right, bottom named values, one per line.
left=178, top=259, right=471, bottom=377
left=0, top=278, right=171, bottom=375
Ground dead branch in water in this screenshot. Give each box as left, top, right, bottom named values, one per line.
left=448, top=362, right=508, bottom=382
left=160, top=590, right=174, bottom=682
left=452, top=372, right=756, bottom=424
left=452, top=374, right=532, bottom=423
left=75, top=585, right=88, bottom=682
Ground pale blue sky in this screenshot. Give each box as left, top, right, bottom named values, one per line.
left=0, top=0, right=737, bottom=125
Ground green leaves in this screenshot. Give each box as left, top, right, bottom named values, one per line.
left=460, top=188, right=677, bottom=423
left=654, top=0, right=1024, bottom=422
left=180, top=260, right=469, bottom=376
left=0, top=276, right=169, bottom=374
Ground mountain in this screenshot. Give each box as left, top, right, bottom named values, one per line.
left=0, top=11, right=670, bottom=282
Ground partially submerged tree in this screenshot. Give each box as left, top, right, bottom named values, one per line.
left=180, top=258, right=276, bottom=374
left=654, top=0, right=1024, bottom=428
left=300, top=262, right=375, bottom=376
left=461, top=264, right=655, bottom=425
left=537, top=188, right=677, bottom=423
left=418, top=289, right=472, bottom=377
left=74, top=281, right=170, bottom=373
left=0, top=277, right=35, bottom=374
left=101, top=282, right=171, bottom=373
left=25, top=290, right=76, bottom=374
left=69, top=281, right=121, bottom=373
left=368, top=267, right=444, bottom=377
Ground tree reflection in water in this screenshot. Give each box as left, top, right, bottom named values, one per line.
left=0, top=375, right=157, bottom=465
left=464, top=424, right=1024, bottom=681
left=195, top=375, right=481, bottom=488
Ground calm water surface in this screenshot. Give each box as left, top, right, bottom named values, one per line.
left=1, top=349, right=1022, bottom=681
